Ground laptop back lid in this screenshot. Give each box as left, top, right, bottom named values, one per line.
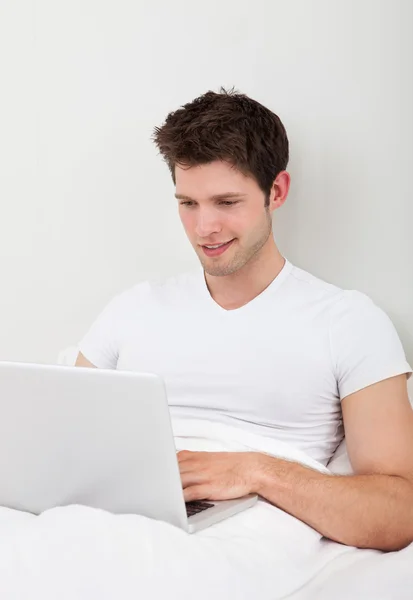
left=0, top=362, right=188, bottom=530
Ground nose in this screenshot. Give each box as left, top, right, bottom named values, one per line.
left=194, top=207, right=222, bottom=239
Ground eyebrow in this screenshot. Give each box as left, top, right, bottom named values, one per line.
left=175, top=192, right=246, bottom=202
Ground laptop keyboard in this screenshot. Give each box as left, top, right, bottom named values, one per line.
left=186, top=500, right=214, bottom=518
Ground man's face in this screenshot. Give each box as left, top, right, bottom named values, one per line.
left=175, top=161, right=273, bottom=277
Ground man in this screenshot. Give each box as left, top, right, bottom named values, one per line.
left=75, top=89, right=413, bottom=551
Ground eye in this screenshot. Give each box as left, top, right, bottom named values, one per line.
left=180, top=201, right=196, bottom=207
left=219, top=200, right=238, bottom=206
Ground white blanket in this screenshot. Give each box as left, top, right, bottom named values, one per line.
left=0, top=417, right=412, bottom=600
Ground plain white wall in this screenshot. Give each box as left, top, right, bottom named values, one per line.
left=0, top=0, right=412, bottom=393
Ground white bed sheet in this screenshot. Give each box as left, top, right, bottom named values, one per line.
left=0, top=417, right=411, bottom=600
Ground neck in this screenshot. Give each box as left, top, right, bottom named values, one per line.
left=204, top=236, right=286, bottom=310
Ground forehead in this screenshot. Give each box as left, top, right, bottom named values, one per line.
left=175, top=161, right=259, bottom=199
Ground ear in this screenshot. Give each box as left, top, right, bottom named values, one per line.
left=268, top=171, right=290, bottom=213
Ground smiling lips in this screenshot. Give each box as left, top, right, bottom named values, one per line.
left=201, top=239, right=235, bottom=257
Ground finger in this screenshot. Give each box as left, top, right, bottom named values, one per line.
left=180, top=471, right=206, bottom=488
left=178, top=459, right=213, bottom=475
left=178, top=461, right=198, bottom=474
left=183, top=485, right=212, bottom=503
left=177, top=450, right=197, bottom=462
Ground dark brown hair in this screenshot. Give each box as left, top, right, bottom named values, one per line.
left=153, top=88, right=289, bottom=206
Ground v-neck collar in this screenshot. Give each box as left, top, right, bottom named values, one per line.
left=197, top=259, right=293, bottom=315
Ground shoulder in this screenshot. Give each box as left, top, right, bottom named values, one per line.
left=288, top=264, right=342, bottom=296
left=284, top=264, right=399, bottom=349
left=287, top=263, right=380, bottom=317
left=116, top=269, right=202, bottom=309
left=327, top=288, right=399, bottom=357
left=286, top=265, right=411, bottom=395
left=328, top=288, right=389, bottom=327
left=285, top=263, right=345, bottom=310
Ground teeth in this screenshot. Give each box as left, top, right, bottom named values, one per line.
left=205, top=242, right=228, bottom=249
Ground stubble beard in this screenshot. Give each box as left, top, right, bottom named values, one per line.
left=199, top=210, right=273, bottom=277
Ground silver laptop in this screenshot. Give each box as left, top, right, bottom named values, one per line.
left=0, top=361, right=257, bottom=533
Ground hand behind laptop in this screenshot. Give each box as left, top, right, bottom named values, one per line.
left=178, top=450, right=263, bottom=502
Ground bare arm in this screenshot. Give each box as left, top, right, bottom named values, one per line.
left=75, top=351, right=97, bottom=368
left=180, top=374, right=413, bottom=551
left=253, top=374, right=413, bottom=551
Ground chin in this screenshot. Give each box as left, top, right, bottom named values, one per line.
left=195, top=243, right=246, bottom=277
left=202, top=259, right=240, bottom=277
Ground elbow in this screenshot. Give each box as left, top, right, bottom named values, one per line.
left=345, top=527, right=413, bottom=553
left=354, top=477, right=413, bottom=552
left=332, top=517, right=413, bottom=552
left=379, top=531, right=413, bottom=553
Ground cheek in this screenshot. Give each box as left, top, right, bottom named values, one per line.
left=229, top=212, right=253, bottom=235
left=242, top=208, right=268, bottom=232
left=179, top=210, right=194, bottom=235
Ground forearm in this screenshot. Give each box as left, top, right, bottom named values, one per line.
left=252, top=454, right=413, bottom=551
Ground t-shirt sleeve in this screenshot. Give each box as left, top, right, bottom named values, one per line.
left=329, top=291, right=412, bottom=400
left=78, top=291, right=129, bottom=369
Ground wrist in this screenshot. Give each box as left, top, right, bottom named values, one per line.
left=248, top=453, right=320, bottom=499
left=248, top=452, right=277, bottom=495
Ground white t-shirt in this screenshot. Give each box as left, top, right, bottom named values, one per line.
left=78, top=260, right=412, bottom=465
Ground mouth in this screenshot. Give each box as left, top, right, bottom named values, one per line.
left=200, top=239, right=235, bottom=257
